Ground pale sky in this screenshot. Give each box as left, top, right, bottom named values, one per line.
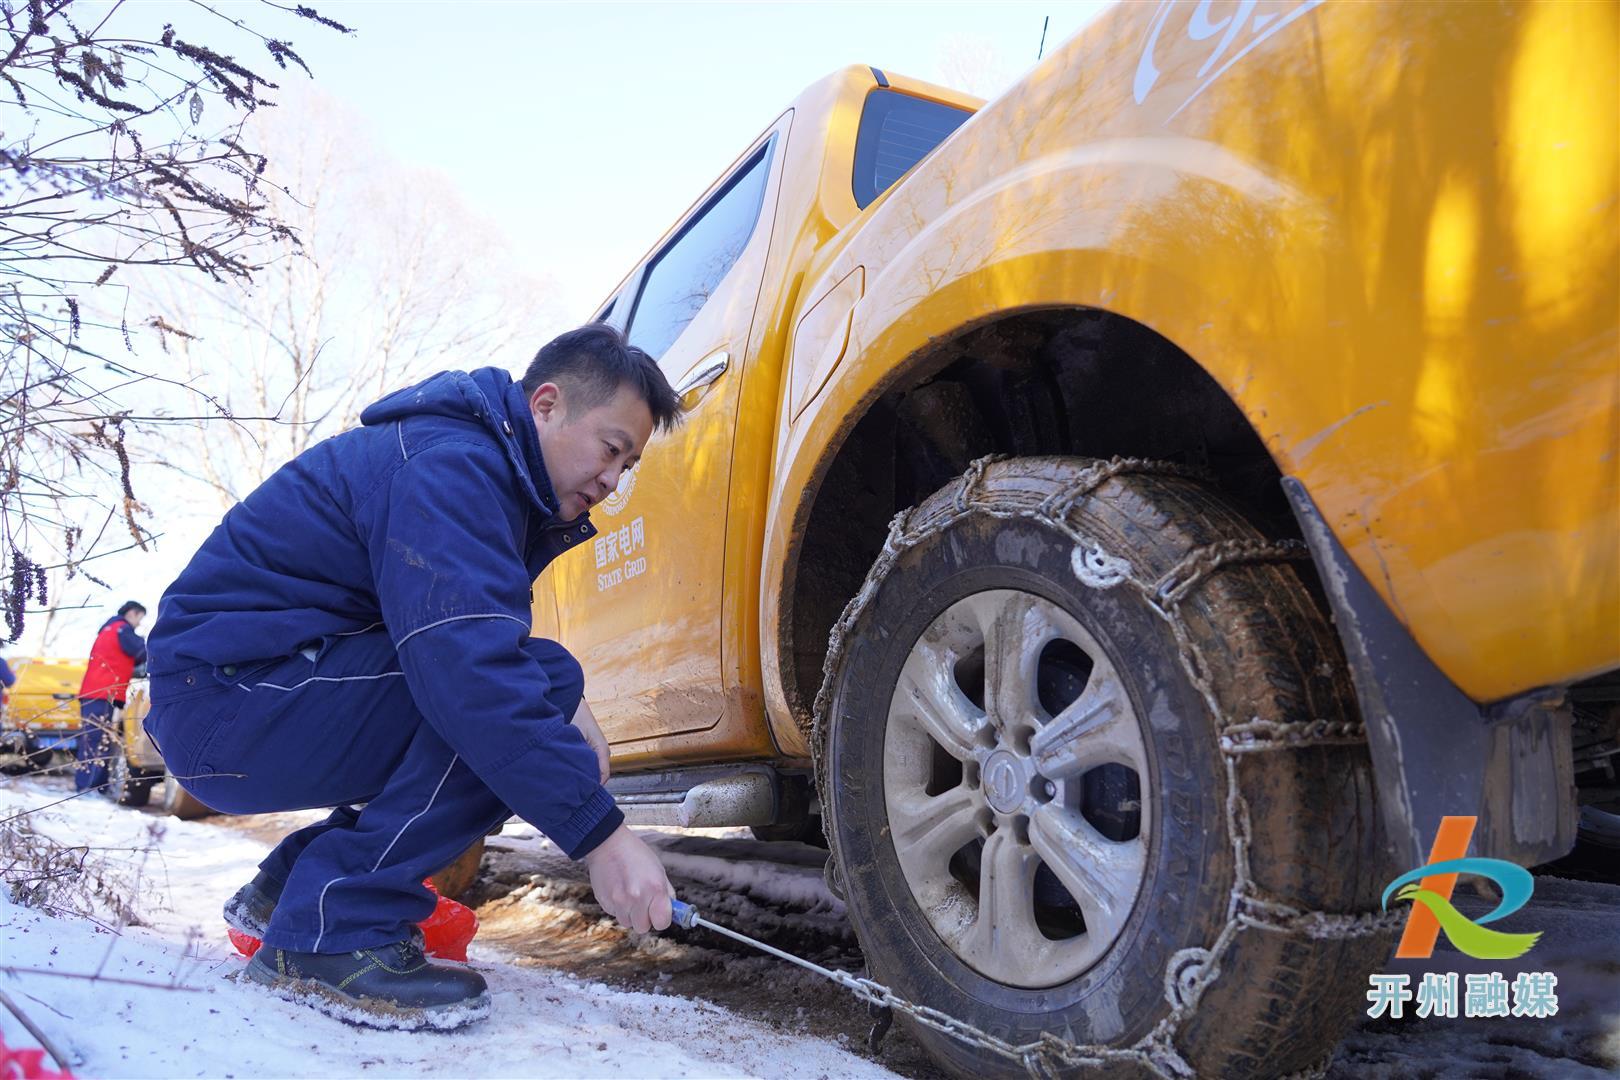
left=280, top=0, right=1114, bottom=316
left=13, top=0, right=1114, bottom=657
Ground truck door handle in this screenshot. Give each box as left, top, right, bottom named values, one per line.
left=675, top=350, right=729, bottom=396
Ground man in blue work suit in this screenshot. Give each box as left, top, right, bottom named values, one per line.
left=144, top=325, right=684, bottom=1030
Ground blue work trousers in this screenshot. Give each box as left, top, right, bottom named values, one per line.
left=74, top=698, right=116, bottom=793
left=144, top=628, right=584, bottom=953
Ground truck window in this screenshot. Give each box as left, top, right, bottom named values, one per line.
left=852, top=89, right=972, bottom=210
left=626, top=140, right=775, bottom=361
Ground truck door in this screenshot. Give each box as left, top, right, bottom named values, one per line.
left=549, top=116, right=789, bottom=754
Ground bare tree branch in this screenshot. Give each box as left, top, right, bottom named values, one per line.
left=0, top=0, right=351, bottom=641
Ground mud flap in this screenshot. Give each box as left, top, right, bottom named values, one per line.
left=1283, top=478, right=1578, bottom=869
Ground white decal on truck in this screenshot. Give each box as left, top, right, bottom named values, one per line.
left=601, top=466, right=636, bottom=516
left=594, top=515, right=648, bottom=591
left=1135, top=0, right=1324, bottom=120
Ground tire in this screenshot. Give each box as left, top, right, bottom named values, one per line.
left=1538, top=806, right=1620, bottom=883
left=428, top=838, right=486, bottom=900
left=109, top=747, right=152, bottom=808
left=820, top=456, right=1394, bottom=1078
left=1573, top=807, right=1620, bottom=882
left=162, top=771, right=214, bottom=820
left=750, top=775, right=829, bottom=846
left=0, top=736, right=28, bottom=776
left=751, top=816, right=828, bottom=846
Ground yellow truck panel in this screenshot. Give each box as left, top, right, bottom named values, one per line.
left=6, top=657, right=86, bottom=731
left=767, top=0, right=1618, bottom=723
left=542, top=5, right=1616, bottom=1071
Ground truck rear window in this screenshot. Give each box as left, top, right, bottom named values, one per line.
left=852, top=89, right=972, bottom=209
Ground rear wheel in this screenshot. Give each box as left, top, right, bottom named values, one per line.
left=751, top=775, right=828, bottom=846
left=428, top=838, right=487, bottom=900
left=820, top=456, right=1395, bottom=1077
left=162, top=771, right=214, bottom=820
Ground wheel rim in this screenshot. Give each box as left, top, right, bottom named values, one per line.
left=883, top=589, right=1152, bottom=988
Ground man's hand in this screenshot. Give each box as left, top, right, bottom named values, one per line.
left=583, top=823, right=675, bottom=933
left=571, top=699, right=610, bottom=783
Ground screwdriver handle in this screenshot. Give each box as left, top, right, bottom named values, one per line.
left=669, top=898, right=698, bottom=930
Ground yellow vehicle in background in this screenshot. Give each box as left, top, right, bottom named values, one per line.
left=0, top=658, right=210, bottom=817
left=0, top=657, right=87, bottom=772
left=539, top=2, right=1616, bottom=1075
left=106, top=677, right=211, bottom=817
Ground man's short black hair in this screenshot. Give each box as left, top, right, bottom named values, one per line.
left=117, top=601, right=146, bottom=618
left=521, top=324, right=683, bottom=432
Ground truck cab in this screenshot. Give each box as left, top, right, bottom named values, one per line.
left=531, top=66, right=978, bottom=775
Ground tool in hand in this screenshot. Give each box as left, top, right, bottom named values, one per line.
left=669, top=899, right=897, bottom=1052
left=670, top=899, right=874, bottom=990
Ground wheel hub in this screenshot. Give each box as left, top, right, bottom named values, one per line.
left=882, top=588, right=1152, bottom=988
left=982, top=748, right=1027, bottom=814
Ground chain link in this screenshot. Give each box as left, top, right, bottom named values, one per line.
left=1152, top=537, right=1311, bottom=607
left=810, top=455, right=1392, bottom=1077
left=1220, top=717, right=1368, bottom=755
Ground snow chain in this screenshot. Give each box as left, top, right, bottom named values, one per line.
left=810, top=455, right=1402, bottom=1079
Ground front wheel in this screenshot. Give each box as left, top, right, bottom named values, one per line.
left=819, top=456, right=1395, bottom=1077
left=109, top=745, right=153, bottom=808
left=0, top=731, right=29, bottom=775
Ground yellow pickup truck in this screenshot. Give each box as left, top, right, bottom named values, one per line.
left=0, top=656, right=87, bottom=772
left=537, top=2, right=1617, bottom=1074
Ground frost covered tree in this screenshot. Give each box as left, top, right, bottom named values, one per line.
left=142, top=88, right=558, bottom=511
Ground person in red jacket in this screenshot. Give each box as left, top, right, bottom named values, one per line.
left=75, top=601, right=147, bottom=794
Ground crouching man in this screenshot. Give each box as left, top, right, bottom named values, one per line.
left=144, top=325, right=683, bottom=1030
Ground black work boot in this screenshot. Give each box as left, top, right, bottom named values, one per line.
left=244, top=938, right=490, bottom=1031
left=223, top=870, right=283, bottom=938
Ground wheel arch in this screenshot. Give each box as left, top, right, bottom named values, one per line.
left=766, top=303, right=1293, bottom=753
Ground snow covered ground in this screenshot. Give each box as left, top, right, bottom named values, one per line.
left=0, top=777, right=897, bottom=1079
left=3, top=772, right=1617, bottom=1079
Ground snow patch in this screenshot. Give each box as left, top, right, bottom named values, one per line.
left=0, top=777, right=898, bottom=1078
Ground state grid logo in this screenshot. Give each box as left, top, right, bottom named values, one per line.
left=601, top=466, right=636, bottom=516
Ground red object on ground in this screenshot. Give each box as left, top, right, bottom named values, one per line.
left=416, top=881, right=479, bottom=962
left=227, top=880, right=478, bottom=962
left=227, top=928, right=262, bottom=957
left=0, top=1034, right=75, bottom=1078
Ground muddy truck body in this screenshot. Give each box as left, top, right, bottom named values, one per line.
left=533, top=2, right=1618, bottom=1073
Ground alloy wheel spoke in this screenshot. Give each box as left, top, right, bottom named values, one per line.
left=969, top=592, right=1044, bottom=733
left=1029, top=802, right=1145, bottom=943
left=956, top=829, right=1043, bottom=967
left=896, top=642, right=985, bottom=759
left=1029, top=666, right=1137, bottom=781
left=889, top=784, right=982, bottom=874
